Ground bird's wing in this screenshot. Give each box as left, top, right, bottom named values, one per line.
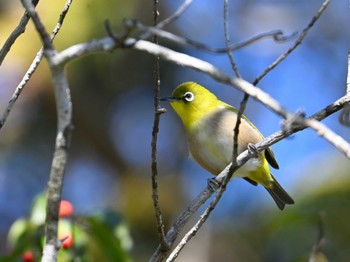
left=265, top=148, right=279, bottom=169
left=222, top=103, right=280, bottom=170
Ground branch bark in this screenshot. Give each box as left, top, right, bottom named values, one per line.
left=0, top=0, right=40, bottom=65
left=19, top=1, right=73, bottom=261
left=0, top=0, right=73, bottom=130
left=339, top=49, right=350, bottom=126
left=150, top=0, right=168, bottom=252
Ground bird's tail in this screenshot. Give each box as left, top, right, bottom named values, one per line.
left=265, top=174, right=294, bottom=210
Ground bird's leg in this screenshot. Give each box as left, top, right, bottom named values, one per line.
left=207, top=177, right=221, bottom=192
left=247, top=143, right=260, bottom=158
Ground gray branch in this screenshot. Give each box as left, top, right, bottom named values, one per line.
left=19, top=1, right=73, bottom=261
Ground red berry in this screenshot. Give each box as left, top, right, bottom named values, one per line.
left=60, top=233, right=74, bottom=249
left=59, top=200, right=74, bottom=217
left=22, top=250, right=34, bottom=262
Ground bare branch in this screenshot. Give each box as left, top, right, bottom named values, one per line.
left=20, top=0, right=54, bottom=53
left=120, top=0, right=193, bottom=43
left=309, top=212, right=328, bottom=262
left=253, top=0, right=330, bottom=85
left=0, top=0, right=73, bottom=130
left=223, top=0, right=241, bottom=78
left=305, top=118, right=350, bottom=158
left=150, top=0, right=169, bottom=252
left=127, top=20, right=297, bottom=54
left=43, top=66, right=72, bottom=262
left=339, top=49, right=350, bottom=126
left=157, top=0, right=192, bottom=26
left=283, top=108, right=350, bottom=159
left=0, top=0, right=40, bottom=65
left=166, top=190, right=220, bottom=262
left=19, top=0, right=73, bottom=261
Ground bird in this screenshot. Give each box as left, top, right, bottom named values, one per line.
left=161, top=81, right=294, bottom=210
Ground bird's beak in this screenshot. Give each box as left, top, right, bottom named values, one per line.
left=160, top=96, right=180, bottom=102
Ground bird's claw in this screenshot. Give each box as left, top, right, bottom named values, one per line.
left=207, top=177, right=220, bottom=192
left=247, top=143, right=259, bottom=158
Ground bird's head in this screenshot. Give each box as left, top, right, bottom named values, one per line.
left=161, top=82, right=220, bottom=129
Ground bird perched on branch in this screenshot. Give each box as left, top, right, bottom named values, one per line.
left=161, top=82, right=294, bottom=210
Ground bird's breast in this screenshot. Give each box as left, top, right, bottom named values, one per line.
left=186, top=108, right=263, bottom=177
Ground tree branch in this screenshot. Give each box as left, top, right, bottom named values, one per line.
left=0, top=0, right=40, bottom=65
left=0, top=0, right=73, bottom=130
left=138, top=0, right=193, bottom=41
left=127, top=19, right=297, bottom=54
left=150, top=0, right=169, bottom=252
left=19, top=0, right=73, bottom=261
left=339, top=49, right=350, bottom=126
left=309, top=212, right=328, bottom=262
left=223, top=0, right=241, bottom=78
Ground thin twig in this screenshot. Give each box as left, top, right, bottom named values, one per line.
left=223, top=0, right=248, bottom=185
left=222, top=0, right=249, bottom=178
left=253, top=0, right=330, bottom=85
left=0, top=0, right=40, bottom=65
left=139, top=0, right=193, bottom=41
left=346, top=50, right=350, bottom=98
left=339, top=49, right=350, bottom=126
left=151, top=0, right=169, bottom=252
left=309, top=212, right=328, bottom=262
left=166, top=186, right=223, bottom=262
left=127, top=20, right=297, bottom=54
left=20, top=0, right=54, bottom=53
left=0, top=0, right=73, bottom=130
left=223, top=0, right=241, bottom=78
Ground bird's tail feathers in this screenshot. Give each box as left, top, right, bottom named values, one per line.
left=265, top=174, right=294, bottom=210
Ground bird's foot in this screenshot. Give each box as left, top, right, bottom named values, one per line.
left=207, top=177, right=220, bottom=192
left=247, top=143, right=259, bottom=158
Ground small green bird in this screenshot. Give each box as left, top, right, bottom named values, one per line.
left=161, top=82, right=294, bottom=210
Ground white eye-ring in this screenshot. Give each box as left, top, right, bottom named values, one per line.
left=183, top=92, right=194, bottom=102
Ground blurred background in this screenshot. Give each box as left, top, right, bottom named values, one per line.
left=0, top=0, right=350, bottom=261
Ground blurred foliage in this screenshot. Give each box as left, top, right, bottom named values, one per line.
left=3, top=193, right=132, bottom=261
left=9, top=186, right=349, bottom=262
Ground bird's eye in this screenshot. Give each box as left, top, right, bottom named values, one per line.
left=183, top=92, right=194, bottom=102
